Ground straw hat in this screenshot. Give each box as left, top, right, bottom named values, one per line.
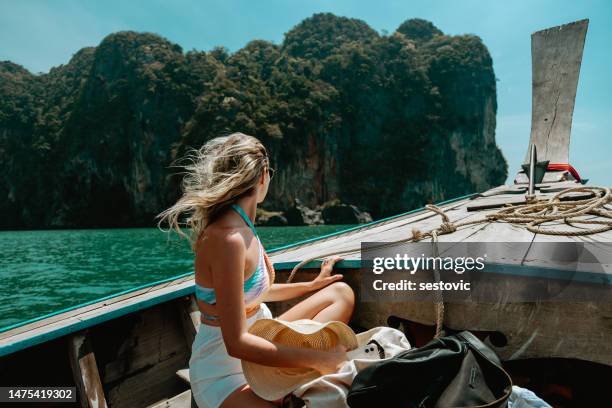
left=241, top=318, right=359, bottom=401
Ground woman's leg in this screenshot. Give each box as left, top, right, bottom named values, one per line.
left=220, top=384, right=277, bottom=408
left=278, top=282, right=355, bottom=324
left=217, top=283, right=355, bottom=407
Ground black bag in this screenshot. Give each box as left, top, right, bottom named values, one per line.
left=346, top=331, right=512, bottom=408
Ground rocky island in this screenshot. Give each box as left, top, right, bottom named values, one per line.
left=0, top=14, right=506, bottom=229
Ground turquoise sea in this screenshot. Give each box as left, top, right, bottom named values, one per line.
left=0, top=225, right=353, bottom=330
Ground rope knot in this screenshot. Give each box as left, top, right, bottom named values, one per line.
left=439, top=222, right=456, bottom=234
left=410, top=228, right=423, bottom=241
left=425, top=204, right=450, bottom=223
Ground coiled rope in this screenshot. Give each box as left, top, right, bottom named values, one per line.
left=285, top=186, right=612, bottom=337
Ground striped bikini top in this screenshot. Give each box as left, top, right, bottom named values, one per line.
left=194, top=204, right=271, bottom=307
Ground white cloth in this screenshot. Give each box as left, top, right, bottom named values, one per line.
left=293, top=326, right=410, bottom=408
left=189, top=302, right=273, bottom=408
left=508, top=385, right=552, bottom=408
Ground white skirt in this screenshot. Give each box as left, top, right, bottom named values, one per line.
left=189, top=303, right=274, bottom=408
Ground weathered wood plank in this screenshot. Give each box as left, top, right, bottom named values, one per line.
left=178, top=294, right=200, bottom=348
left=68, top=331, right=108, bottom=408
left=445, top=301, right=612, bottom=365
left=101, top=303, right=188, bottom=384
left=101, top=303, right=190, bottom=407
left=0, top=277, right=194, bottom=356
left=466, top=191, right=594, bottom=211
left=175, top=368, right=190, bottom=385
left=105, top=353, right=189, bottom=408
left=526, top=19, right=589, bottom=164
left=0, top=275, right=193, bottom=341
left=147, top=390, right=192, bottom=408
left=271, top=185, right=609, bottom=269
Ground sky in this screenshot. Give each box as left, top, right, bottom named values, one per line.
left=1, top=0, right=610, bottom=186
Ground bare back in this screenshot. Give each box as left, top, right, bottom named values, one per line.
left=194, top=211, right=261, bottom=299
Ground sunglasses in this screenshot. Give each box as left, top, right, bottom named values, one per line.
left=266, top=166, right=275, bottom=181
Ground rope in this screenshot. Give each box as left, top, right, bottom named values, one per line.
left=430, top=230, right=445, bottom=338
left=285, top=186, right=612, bottom=337
left=486, top=187, right=612, bottom=236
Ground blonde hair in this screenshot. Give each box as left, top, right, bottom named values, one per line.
left=157, top=132, right=271, bottom=251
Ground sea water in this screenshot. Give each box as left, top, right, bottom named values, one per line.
left=0, top=225, right=352, bottom=330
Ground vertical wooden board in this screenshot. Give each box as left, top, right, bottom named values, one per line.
left=97, top=303, right=190, bottom=407
left=100, top=304, right=188, bottom=384
left=68, top=331, right=108, bottom=408
left=526, top=19, right=588, bottom=164
left=178, top=295, right=200, bottom=349
left=107, top=356, right=188, bottom=408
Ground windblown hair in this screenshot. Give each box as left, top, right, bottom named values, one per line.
left=156, top=132, right=270, bottom=251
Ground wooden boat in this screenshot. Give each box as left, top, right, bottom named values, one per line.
left=1, top=19, right=610, bottom=407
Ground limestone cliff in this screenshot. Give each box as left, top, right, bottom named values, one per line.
left=0, top=14, right=507, bottom=229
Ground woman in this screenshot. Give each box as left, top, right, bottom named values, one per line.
left=157, top=132, right=355, bottom=408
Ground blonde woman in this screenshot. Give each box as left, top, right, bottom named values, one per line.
left=157, top=132, right=355, bottom=408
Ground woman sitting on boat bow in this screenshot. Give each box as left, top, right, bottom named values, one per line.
left=157, top=132, right=355, bottom=408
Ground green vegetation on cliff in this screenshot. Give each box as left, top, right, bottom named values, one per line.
left=0, top=14, right=507, bottom=229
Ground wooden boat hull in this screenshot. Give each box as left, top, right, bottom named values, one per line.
left=271, top=267, right=612, bottom=367
left=0, top=276, right=197, bottom=407
left=2, top=279, right=611, bottom=407
left=2, top=183, right=610, bottom=407
left=268, top=179, right=612, bottom=367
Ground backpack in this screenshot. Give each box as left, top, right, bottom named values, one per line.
left=347, top=330, right=512, bottom=408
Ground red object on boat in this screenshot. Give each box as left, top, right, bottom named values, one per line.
left=547, top=163, right=582, bottom=182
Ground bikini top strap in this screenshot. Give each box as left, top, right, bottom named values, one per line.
left=231, top=204, right=258, bottom=238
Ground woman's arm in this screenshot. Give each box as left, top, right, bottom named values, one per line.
left=209, top=232, right=346, bottom=374
left=262, top=282, right=315, bottom=302
left=262, top=256, right=345, bottom=302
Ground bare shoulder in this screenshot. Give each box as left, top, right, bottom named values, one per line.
left=197, top=223, right=246, bottom=257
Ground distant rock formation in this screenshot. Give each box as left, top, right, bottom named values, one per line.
left=0, top=13, right=507, bottom=230
left=320, top=200, right=373, bottom=225
left=256, top=209, right=288, bottom=226
left=272, top=198, right=371, bottom=226
left=284, top=199, right=324, bottom=226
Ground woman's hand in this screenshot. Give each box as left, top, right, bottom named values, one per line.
left=263, top=255, right=345, bottom=301
left=309, top=344, right=348, bottom=375
left=311, top=256, right=344, bottom=290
